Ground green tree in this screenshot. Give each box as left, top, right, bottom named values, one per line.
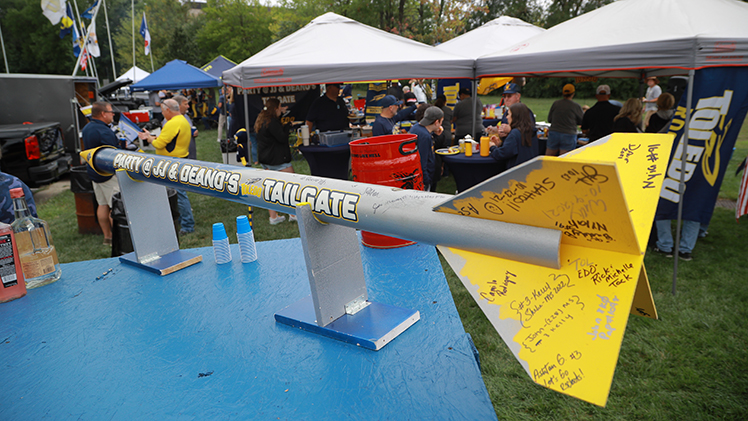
left=112, top=0, right=200, bottom=72
left=197, top=0, right=273, bottom=64
left=1, top=0, right=78, bottom=74
left=543, top=0, right=613, bottom=28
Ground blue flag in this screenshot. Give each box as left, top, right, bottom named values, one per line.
left=656, top=67, right=748, bottom=224
left=81, top=0, right=99, bottom=20
left=139, top=12, right=151, bottom=56
left=59, top=2, right=75, bottom=38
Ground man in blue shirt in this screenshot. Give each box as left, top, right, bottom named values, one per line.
left=305, top=84, right=349, bottom=133
left=371, top=95, right=417, bottom=136
left=81, top=101, right=121, bottom=245
left=408, top=106, right=443, bottom=191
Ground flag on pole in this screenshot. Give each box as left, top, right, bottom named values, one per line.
left=80, top=46, right=89, bottom=71
left=72, top=18, right=82, bottom=57
left=87, top=21, right=101, bottom=57
left=81, top=0, right=100, bottom=20
left=738, top=157, right=748, bottom=220
left=41, top=0, right=66, bottom=25
left=59, top=2, right=75, bottom=38
left=140, top=12, right=151, bottom=56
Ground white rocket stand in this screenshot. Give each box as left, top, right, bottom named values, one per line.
left=274, top=203, right=420, bottom=350
left=115, top=171, right=202, bottom=275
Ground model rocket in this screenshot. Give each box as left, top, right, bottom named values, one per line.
left=80, top=132, right=673, bottom=407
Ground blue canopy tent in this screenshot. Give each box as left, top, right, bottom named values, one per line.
left=130, top=59, right=222, bottom=92
left=201, top=56, right=237, bottom=79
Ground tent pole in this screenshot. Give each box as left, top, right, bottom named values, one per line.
left=471, top=78, right=478, bottom=140
left=243, top=86, right=251, bottom=163
left=672, top=69, right=695, bottom=295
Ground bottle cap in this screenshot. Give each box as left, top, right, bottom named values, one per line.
left=236, top=215, right=252, bottom=234
left=212, top=222, right=228, bottom=241
left=9, top=188, right=24, bottom=199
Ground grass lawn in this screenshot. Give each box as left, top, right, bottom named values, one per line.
left=33, top=107, right=748, bottom=419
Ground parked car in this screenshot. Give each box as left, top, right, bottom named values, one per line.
left=0, top=122, right=72, bottom=186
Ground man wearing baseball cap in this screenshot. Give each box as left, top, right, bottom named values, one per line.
left=580, top=84, right=621, bottom=143
left=408, top=106, right=444, bottom=191
left=371, top=95, right=417, bottom=136
left=547, top=83, right=583, bottom=156
left=494, top=82, right=536, bottom=140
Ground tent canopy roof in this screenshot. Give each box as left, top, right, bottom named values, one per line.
left=116, top=66, right=150, bottom=83
left=222, top=12, right=474, bottom=89
left=476, top=0, right=748, bottom=79
left=130, top=59, right=222, bottom=92
left=436, top=16, right=545, bottom=59
left=201, top=55, right=237, bottom=79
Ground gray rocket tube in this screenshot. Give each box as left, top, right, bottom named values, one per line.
left=83, top=147, right=561, bottom=268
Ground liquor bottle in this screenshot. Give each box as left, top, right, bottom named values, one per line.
left=10, top=188, right=61, bottom=289
left=0, top=221, right=27, bottom=303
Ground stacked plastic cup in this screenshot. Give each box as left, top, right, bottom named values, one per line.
left=236, top=215, right=257, bottom=263
left=212, top=222, right=232, bottom=264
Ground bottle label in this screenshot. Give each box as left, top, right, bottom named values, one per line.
left=21, top=256, right=56, bottom=279
left=0, top=234, right=19, bottom=288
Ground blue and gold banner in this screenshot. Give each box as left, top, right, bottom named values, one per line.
left=656, top=67, right=748, bottom=224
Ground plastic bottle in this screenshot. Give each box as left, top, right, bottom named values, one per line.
left=0, top=222, right=27, bottom=303
left=10, top=188, right=61, bottom=289
left=212, top=222, right=232, bottom=264
left=236, top=215, right=257, bottom=263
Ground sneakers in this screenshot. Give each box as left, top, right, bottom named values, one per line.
left=179, top=229, right=194, bottom=235
left=289, top=214, right=297, bottom=222
left=678, top=251, right=693, bottom=261
left=269, top=215, right=286, bottom=225
left=653, top=247, right=673, bottom=257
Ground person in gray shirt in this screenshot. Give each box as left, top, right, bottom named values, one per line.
left=452, top=88, right=483, bottom=142
left=547, top=84, right=583, bottom=156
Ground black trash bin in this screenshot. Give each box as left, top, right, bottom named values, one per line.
left=70, top=166, right=102, bottom=235
left=111, top=188, right=180, bottom=257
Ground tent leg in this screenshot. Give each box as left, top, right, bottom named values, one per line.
left=243, top=88, right=251, bottom=164
left=470, top=79, right=478, bottom=140
left=672, top=69, right=695, bottom=295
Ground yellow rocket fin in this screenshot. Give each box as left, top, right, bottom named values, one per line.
left=436, top=133, right=673, bottom=406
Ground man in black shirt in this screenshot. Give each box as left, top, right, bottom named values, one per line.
left=305, top=83, right=349, bottom=132
left=580, top=85, right=621, bottom=143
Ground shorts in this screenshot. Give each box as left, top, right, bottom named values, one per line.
left=93, top=177, right=120, bottom=207
left=262, top=162, right=293, bottom=171
left=547, top=131, right=577, bottom=151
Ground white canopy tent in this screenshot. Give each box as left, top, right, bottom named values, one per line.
left=475, top=0, right=748, bottom=293
left=116, top=66, right=151, bottom=83
left=436, top=16, right=544, bottom=59
left=222, top=12, right=475, bottom=89
left=475, top=0, right=748, bottom=78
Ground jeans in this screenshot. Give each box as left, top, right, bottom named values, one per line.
left=249, top=132, right=259, bottom=164
left=176, top=189, right=194, bottom=233
left=547, top=131, right=577, bottom=151
left=655, top=219, right=699, bottom=253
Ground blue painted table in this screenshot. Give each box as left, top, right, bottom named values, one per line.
left=1, top=239, right=497, bottom=420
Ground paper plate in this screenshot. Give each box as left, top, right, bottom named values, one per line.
left=436, top=147, right=459, bottom=155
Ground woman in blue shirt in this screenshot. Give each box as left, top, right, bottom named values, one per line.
left=489, top=103, right=539, bottom=169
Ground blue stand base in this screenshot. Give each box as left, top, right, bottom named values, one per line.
left=119, top=250, right=202, bottom=275
left=275, top=295, right=420, bottom=350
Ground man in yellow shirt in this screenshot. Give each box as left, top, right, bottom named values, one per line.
left=138, top=98, right=195, bottom=234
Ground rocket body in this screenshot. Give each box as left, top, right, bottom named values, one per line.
left=82, top=147, right=561, bottom=268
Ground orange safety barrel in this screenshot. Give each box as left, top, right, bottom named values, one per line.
left=350, top=134, right=423, bottom=249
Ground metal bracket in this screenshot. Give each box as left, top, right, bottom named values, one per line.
left=116, top=171, right=201, bottom=275
left=274, top=203, right=419, bottom=350
left=345, top=295, right=370, bottom=315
